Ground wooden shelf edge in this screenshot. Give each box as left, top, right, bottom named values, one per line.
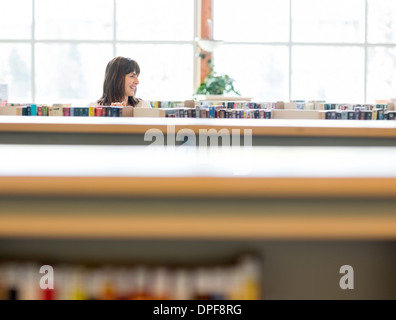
left=0, top=214, right=395, bottom=240
left=1, top=176, right=396, bottom=199
left=1, top=119, right=396, bottom=138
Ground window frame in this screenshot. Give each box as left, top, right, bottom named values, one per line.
left=211, top=0, right=396, bottom=103
left=0, top=0, right=200, bottom=103
left=2, top=0, right=396, bottom=103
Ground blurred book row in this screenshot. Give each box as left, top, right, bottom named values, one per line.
left=1, top=99, right=396, bottom=120
left=0, top=253, right=262, bottom=300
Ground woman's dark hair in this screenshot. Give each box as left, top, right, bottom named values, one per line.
left=97, top=56, right=141, bottom=107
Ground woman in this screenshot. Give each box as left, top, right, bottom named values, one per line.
left=97, top=56, right=151, bottom=115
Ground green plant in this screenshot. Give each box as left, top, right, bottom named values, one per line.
left=195, top=60, right=241, bottom=96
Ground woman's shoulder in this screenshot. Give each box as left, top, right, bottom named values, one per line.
left=135, top=99, right=152, bottom=108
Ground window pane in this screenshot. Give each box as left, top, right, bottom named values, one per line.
left=35, top=0, right=113, bottom=40
left=292, top=46, right=364, bottom=103
left=0, top=44, right=31, bottom=103
left=367, top=47, right=396, bottom=103
left=0, top=0, right=32, bottom=39
left=213, top=0, right=289, bottom=42
left=35, top=44, right=113, bottom=105
left=368, top=0, right=396, bottom=43
left=292, top=0, right=365, bottom=43
left=117, top=44, right=194, bottom=101
left=117, top=0, right=194, bottom=41
left=213, top=45, right=289, bottom=101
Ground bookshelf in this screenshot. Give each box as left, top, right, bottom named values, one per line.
left=0, top=144, right=395, bottom=299
left=1, top=116, right=396, bottom=146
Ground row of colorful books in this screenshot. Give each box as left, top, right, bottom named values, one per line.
left=136, top=99, right=396, bottom=113
left=165, top=107, right=273, bottom=119
left=2, top=95, right=394, bottom=112
left=0, top=104, right=124, bottom=117
left=162, top=107, right=396, bottom=120
left=319, top=103, right=389, bottom=111
left=1, top=101, right=395, bottom=120
left=0, top=254, right=261, bottom=300
left=319, top=108, right=395, bottom=120
left=180, top=100, right=393, bottom=112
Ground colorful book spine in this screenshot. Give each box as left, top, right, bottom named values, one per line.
left=95, top=106, right=102, bottom=117
left=387, top=112, right=396, bottom=120
left=52, top=106, right=63, bottom=116
left=30, top=104, right=37, bottom=116
left=378, top=109, right=384, bottom=120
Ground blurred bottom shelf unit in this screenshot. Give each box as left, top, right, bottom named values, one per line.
left=0, top=196, right=395, bottom=300
left=0, top=238, right=395, bottom=300
left=0, top=251, right=261, bottom=300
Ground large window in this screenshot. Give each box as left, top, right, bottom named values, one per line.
left=1, top=0, right=396, bottom=105
left=0, top=0, right=195, bottom=105
left=213, top=0, right=396, bottom=103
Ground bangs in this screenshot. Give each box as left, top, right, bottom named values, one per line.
left=126, top=59, right=140, bottom=75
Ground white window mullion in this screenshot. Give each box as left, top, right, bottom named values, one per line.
left=32, top=0, right=35, bottom=103
left=364, top=0, right=368, bottom=103
left=289, top=0, right=292, bottom=102
left=113, top=0, right=117, bottom=57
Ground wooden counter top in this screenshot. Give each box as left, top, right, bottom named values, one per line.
left=1, top=144, right=396, bottom=198
left=1, top=116, right=396, bottom=138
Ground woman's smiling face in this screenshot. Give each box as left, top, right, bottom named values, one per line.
left=124, top=71, right=139, bottom=97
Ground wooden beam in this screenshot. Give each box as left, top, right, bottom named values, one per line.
left=1, top=214, right=396, bottom=239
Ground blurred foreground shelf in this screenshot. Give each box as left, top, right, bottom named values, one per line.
left=0, top=144, right=395, bottom=299
left=0, top=144, right=396, bottom=240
